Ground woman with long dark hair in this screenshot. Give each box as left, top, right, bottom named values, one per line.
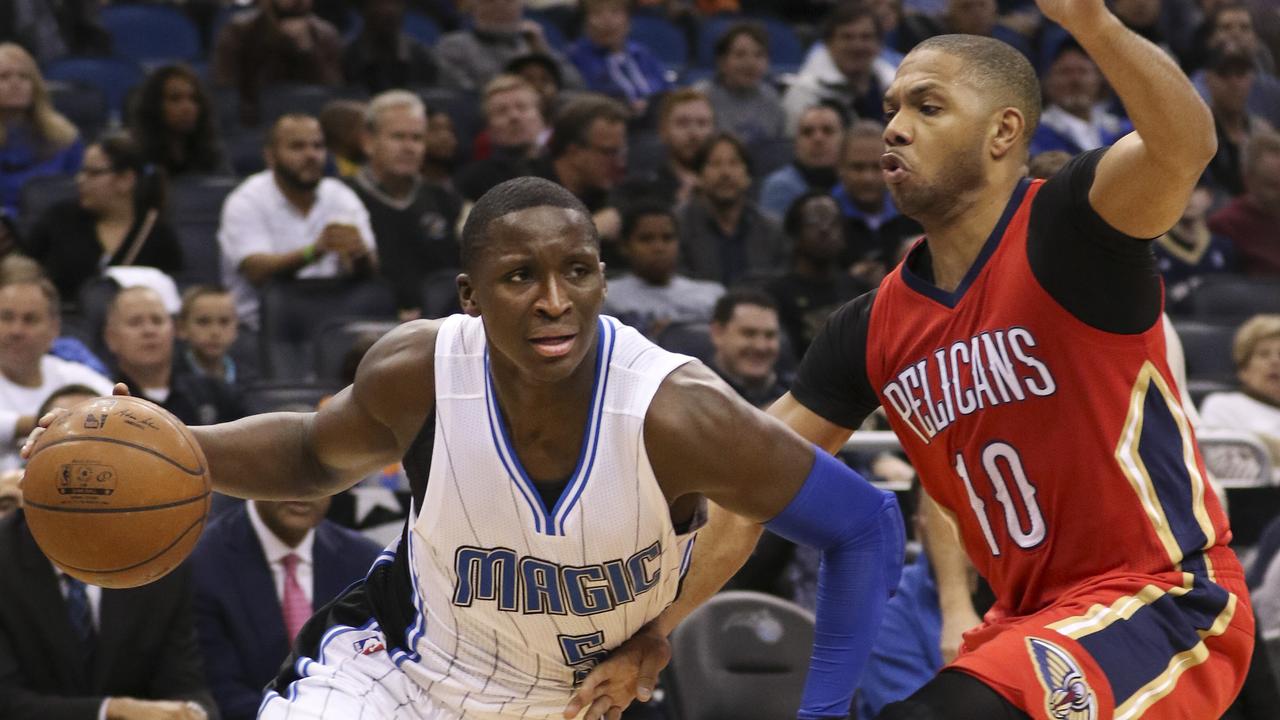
left=130, top=63, right=230, bottom=177
left=23, top=131, right=183, bottom=305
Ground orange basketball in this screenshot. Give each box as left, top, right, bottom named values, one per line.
left=22, top=395, right=211, bottom=589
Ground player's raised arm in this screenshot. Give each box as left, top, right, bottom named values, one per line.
left=645, top=363, right=904, bottom=719
left=1042, top=0, right=1217, bottom=237
left=189, top=320, right=439, bottom=500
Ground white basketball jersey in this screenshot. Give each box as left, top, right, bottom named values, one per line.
left=399, top=314, right=698, bottom=718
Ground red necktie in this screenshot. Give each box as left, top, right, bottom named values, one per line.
left=280, top=553, right=311, bottom=643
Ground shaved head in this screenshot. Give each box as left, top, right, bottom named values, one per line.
left=909, top=34, right=1042, bottom=148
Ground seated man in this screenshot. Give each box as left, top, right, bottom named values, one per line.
left=602, top=201, right=724, bottom=337
left=456, top=75, right=550, bottom=202
left=0, top=275, right=112, bottom=471
left=623, top=89, right=716, bottom=207
left=190, top=496, right=381, bottom=720
left=832, top=119, right=922, bottom=285
left=0, top=508, right=217, bottom=719
left=217, top=113, right=377, bottom=331
left=566, top=0, right=668, bottom=113
left=759, top=103, right=847, bottom=219
left=103, top=287, right=245, bottom=427
left=709, top=288, right=789, bottom=409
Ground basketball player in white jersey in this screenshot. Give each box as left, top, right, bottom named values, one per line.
left=25, top=177, right=903, bottom=720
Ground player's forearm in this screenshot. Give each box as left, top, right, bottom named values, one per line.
left=1067, top=11, right=1215, bottom=170
left=653, top=504, right=763, bottom=636
left=191, top=413, right=354, bottom=501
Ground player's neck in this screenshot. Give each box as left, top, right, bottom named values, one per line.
left=920, top=174, right=1021, bottom=293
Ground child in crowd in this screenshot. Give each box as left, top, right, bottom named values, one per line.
left=177, top=285, right=245, bottom=387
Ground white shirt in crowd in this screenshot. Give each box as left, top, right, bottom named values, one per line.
left=1200, top=391, right=1280, bottom=443
left=217, top=171, right=376, bottom=330
left=0, top=356, right=114, bottom=471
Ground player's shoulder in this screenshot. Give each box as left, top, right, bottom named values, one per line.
left=349, top=318, right=443, bottom=417
left=646, top=361, right=751, bottom=445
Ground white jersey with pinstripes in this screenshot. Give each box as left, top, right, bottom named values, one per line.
left=395, top=313, right=698, bottom=718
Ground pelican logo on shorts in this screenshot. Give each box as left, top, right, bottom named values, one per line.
left=1027, top=637, right=1096, bottom=720
left=57, top=463, right=117, bottom=496
left=352, top=636, right=385, bottom=656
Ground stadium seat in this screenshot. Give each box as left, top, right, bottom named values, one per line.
left=655, top=322, right=714, bottom=364
left=695, top=15, right=742, bottom=68
left=257, top=278, right=397, bottom=380
left=748, top=137, right=795, bottom=178
left=630, top=15, right=689, bottom=70
left=313, top=319, right=398, bottom=385
left=258, top=84, right=370, bottom=127
left=17, top=174, right=77, bottom=236
left=403, top=10, right=443, bottom=45
left=43, top=56, right=145, bottom=122
left=1190, top=275, right=1280, bottom=321
left=47, top=81, right=107, bottom=142
left=1174, top=320, right=1238, bottom=383
left=169, top=175, right=238, bottom=289
left=99, top=4, right=202, bottom=65
left=758, top=17, right=806, bottom=74
left=1197, top=430, right=1275, bottom=489
left=663, top=591, right=815, bottom=720
left=242, top=381, right=339, bottom=415
left=224, top=129, right=267, bottom=176
left=420, top=268, right=463, bottom=319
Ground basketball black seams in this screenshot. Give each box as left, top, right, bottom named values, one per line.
left=23, top=492, right=210, bottom=514
left=50, top=514, right=207, bottom=575
left=31, top=435, right=207, bottom=476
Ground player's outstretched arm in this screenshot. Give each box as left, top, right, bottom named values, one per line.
left=189, top=320, right=440, bottom=500
left=646, top=364, right=905, bottom=719
left=1039, top=0, right=1216, bottom=238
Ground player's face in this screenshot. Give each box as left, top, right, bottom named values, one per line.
left=179, top=293, right=238, bottom=363
left=459, top=206, right=605, bottom=384
left=712, top=304, right=780, bottom=383
left=254, top=498, right=331, bottom=546
left=881, top=48, right=991, bottom=222
left=1239, top=336, right=1280, bottom=404
left=623, top=214, right=679, bottom=285
left=105, top=290, right=174, bottom=371
left=268, top=117, right=326, bottom=192
left=0, top=284, right=59, bottom=377
left=840, top=133, right=887, bottom=209
left=367, top=105, right=427, bottom=181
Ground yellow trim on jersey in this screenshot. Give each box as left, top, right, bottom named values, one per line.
left=1112, top=591, right=1238, bottom=720
left=1113, top=362, right=1216, bottom=568
left=1046, top=577, right=1192, bottom=640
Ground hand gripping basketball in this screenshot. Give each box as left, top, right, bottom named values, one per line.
left=20, top=384, right=213, bottom=588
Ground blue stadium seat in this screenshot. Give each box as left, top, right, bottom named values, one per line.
left=168, top=175, right=238, bottom=289
left=258, top=279, right=397, bottom=380
left=695, top=15, right=741, bottom=68
left=43, top=56, right=145, bottom=122
left=1191, top=275, right=1280, bottom=321
left=758, top=17, right=806, bottom=74
left=630, top=15, right=688, bottom=70
left=403, top=11, right=443, bottom=45
left=1173, top=320, right=1238, bottom=384
left=100, top=4, right=202, bottom=65
left=17, top=174, right=77, bottom=236
left=224, top=129, right=266, bottom=176
left=47, top=80, right=107, bottom=142
left=258, top=84, right=370, bottom=127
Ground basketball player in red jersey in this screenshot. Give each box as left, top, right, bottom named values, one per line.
left=567, top=0, right=1255, bottom=717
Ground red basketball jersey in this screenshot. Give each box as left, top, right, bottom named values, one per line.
left=865, top=179, right=1233, bottom=619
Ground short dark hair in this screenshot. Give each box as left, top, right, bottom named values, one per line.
left=547, top=96, right=629, bottom=159
left=823, top=2, right=882, bottom=42
left=620, top=200, right=677, bottom=243
left=714, top=21, right=768, bottom=60
left=460, top=176, right=596, bottom=269
left=801, top=100, right=851, bottom=130
left=910, top=34, right=1042, bottom=146
left=713, top=287, right=777, bottom=325
left=783, top=190, right=840, bottom=238
left=178, top=284, right=230, bottom=320
left=94, top=129, right=167, bottom=214
left=692, top=131, right=752, bottom=176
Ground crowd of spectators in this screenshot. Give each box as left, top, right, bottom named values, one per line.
left=2, top=0, right=1280, bottom=717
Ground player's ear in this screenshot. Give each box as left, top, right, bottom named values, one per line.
left=990, top=107, right=1025, bottom=161
left=456, top=273, right=481, bottom=316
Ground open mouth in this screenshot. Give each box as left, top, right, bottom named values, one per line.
left=529, top=334, right=577, bottom=358
left=881, top=153, right=909, bottom=183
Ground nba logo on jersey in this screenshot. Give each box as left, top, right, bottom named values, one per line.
left=1027, top=637, right=1096, bottom=720
left=352, top=636, right=385, bottom=656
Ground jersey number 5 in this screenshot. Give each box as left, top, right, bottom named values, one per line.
left=559, top=631, right=608, bottom=685
left=955, top=442, right=1046, bottom=556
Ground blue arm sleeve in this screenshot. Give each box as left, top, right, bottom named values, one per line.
left=764, top=448, right=905, bottom=720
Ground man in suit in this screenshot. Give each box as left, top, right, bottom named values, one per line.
left=0, top=511, right=217, bottom=720
left=189, top=498, right=380, bottom=720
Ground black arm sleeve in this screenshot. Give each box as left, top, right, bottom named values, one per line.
left=1027, top=147, right=1163, bottom=334
left=790, top=290, right=881, bottom=430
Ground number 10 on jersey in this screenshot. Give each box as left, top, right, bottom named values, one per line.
left=955, top=442, right=1047, bottom=556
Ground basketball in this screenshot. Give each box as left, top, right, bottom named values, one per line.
left=22, top=395, right=212, bottom=589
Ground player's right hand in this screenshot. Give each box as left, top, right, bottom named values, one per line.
left=563, top=623, right=670, bottom=720
left=20, top=383, right=131, bottom=460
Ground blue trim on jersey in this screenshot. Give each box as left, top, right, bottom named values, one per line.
left=397, top=498, right=429, bottom=666
left=268, top=618, right=381, bottom=710
left=1137, top=387, right=1208, bottom=558
left=899, top=177, right=1031, bottom=309
left=484, top=316, right=614, bottom=536
left=1076, top=554, right=1232, bottom=706
left=678, top=534, right=697, bottom=579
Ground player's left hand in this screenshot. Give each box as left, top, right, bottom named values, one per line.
left=563, top=623, right=670, bottom=720
left=20, top=383, right=130, bottom=460
left=1034, top=0, right=1109, bottom=30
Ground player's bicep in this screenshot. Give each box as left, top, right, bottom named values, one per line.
left=645, top=364, right=816, bottom=524
left=1088, top=132, right=1202, bottom=238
